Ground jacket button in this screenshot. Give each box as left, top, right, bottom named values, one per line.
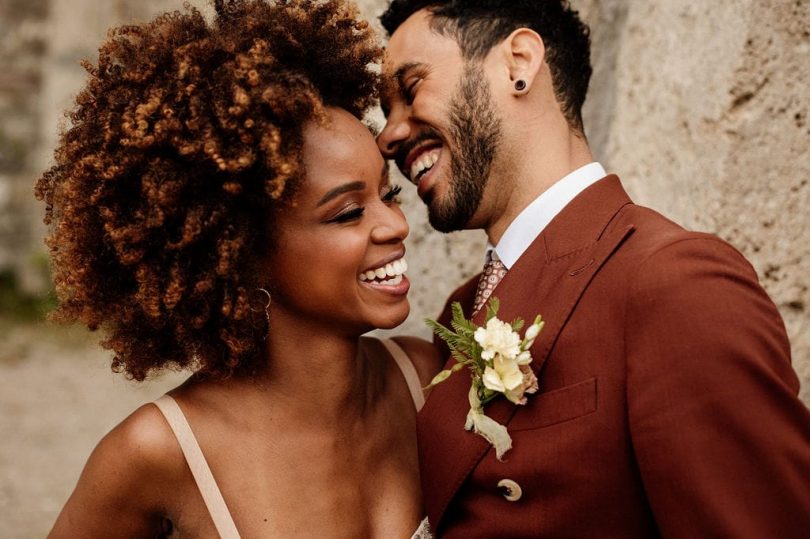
left=498, top=479, right=522, bottom=502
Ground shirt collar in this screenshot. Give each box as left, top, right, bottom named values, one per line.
left=489, top=162, right=607, bottom=269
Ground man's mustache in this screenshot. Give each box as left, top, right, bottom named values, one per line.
left=393, top=129, right=445, bottom=179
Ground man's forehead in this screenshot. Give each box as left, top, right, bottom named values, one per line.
left=389, top=8, right=435, bottom=39
left=382, top=10, right=455, bottom=75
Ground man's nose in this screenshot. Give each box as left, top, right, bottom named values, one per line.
left=376, top=111, right=411, bottom=159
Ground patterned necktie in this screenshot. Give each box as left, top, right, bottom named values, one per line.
left=472, top=250, right=507, bottom=315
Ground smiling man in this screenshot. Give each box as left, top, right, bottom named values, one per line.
left=377, top=1, right=810, bottom=537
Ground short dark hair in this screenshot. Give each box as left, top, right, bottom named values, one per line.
left=380, top=0, right=592, bottom=130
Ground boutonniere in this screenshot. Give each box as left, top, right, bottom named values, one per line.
left=426, top=298, right=544, bottom=460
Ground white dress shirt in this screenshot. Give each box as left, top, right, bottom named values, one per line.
left=489, top=162, right=607, bottom=269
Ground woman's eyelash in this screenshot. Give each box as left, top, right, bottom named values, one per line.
left=329, top=207, right=365, bottom=223
left=328, top=185, right=401, bottom=223
left=383, top=184, right=402, bottom=202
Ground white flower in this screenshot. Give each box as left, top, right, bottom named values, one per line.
left=504, top=365, right=539, bottom=405
left=525, top=322, right=542, bottom=342
left=426, top=300, right=545, bottom=461
left=517, top=350, right=532, bottom=365
left=474, top=318, right=521, bottom=361
left=482, top=354, right=524, bottom=393
left=522, top=316, right=545, bottom=350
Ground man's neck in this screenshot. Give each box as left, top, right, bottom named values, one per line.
left=484, top=129, right=594, bottom=246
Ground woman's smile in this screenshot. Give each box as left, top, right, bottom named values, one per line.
left=359, top=254, right=411, bottom=295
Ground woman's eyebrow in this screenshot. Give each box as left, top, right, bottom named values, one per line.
left=317, top=181, right=366, bottom=206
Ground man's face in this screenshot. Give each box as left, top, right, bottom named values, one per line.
left=378, top=9, right=502, bottom=233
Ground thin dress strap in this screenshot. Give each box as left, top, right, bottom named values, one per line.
left=380, top=338, right=426, bottom=412
left=152, top=395, right=241, bottom=539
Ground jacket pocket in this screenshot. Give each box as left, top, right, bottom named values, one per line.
left=509, top=377, right=597, bottom=431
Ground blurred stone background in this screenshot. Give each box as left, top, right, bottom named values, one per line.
left=0, top=0, right=807, bottom=535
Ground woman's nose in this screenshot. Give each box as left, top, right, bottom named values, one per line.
left=372, top=203, right=409, bottom=244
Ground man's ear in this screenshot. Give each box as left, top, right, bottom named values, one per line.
left=500, top=28, right=545, bottom=96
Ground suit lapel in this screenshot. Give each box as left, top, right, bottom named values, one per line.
left=418, top=176, right=635, bottom=528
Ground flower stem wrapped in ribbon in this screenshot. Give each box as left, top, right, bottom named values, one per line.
left=425, top=298, right=544, bottom=460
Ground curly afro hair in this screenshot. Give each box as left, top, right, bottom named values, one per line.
left=35, top=0, right=382, bottom=380
left=380, top=0, right=591, bottom=131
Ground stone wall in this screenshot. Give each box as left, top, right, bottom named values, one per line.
left=0, top=0, right=49, bottom=292
left=1, top=0, right=806, bottom=399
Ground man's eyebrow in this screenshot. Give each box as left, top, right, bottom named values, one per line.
left=394, top=62, right=426, bottom=86
left=317, top=181, right=366, bottom=206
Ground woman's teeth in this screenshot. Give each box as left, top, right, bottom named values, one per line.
left=409, top=149, right=440, bottom=184
left=359, top=258, right=408, bottom=285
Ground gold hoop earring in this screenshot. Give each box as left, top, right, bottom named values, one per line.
left=250, top=288, right=272, bottom=340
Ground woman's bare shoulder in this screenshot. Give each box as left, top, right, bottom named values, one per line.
left=390, top=336, right=444, bottom=387
left=112, top=401, right=184, bottom=471
left=48, top=402, right=183, bottom=537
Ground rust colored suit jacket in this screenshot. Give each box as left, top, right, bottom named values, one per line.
left=419, top=176, right=810, bottom=538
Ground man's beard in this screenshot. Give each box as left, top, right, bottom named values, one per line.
left=428, top=64, right=502, bottom=233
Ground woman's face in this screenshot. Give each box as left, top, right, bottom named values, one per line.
left=266, top=108, right=410, bottom=334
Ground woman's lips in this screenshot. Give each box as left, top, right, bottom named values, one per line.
left=361, top=274, right=410, bottom=296
left=358, top=256, right=409, bottom=296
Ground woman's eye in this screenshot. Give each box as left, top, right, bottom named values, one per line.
left=382, top=184, right=402, bottom=204
left=329, top=207, right=365, bottom=224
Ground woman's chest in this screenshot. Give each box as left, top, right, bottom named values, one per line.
left=164, top=427, right=422, bottom=537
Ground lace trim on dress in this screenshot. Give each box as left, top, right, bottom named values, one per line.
left=411, top=516, right=433, bottom=539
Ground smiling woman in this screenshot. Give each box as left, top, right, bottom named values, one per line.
left=267, top=108, right=412, bottom=334
left=36, top=0, right=441, bottom=537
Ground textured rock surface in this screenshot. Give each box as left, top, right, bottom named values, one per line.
left=0, top=0, right=49, bottom=291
